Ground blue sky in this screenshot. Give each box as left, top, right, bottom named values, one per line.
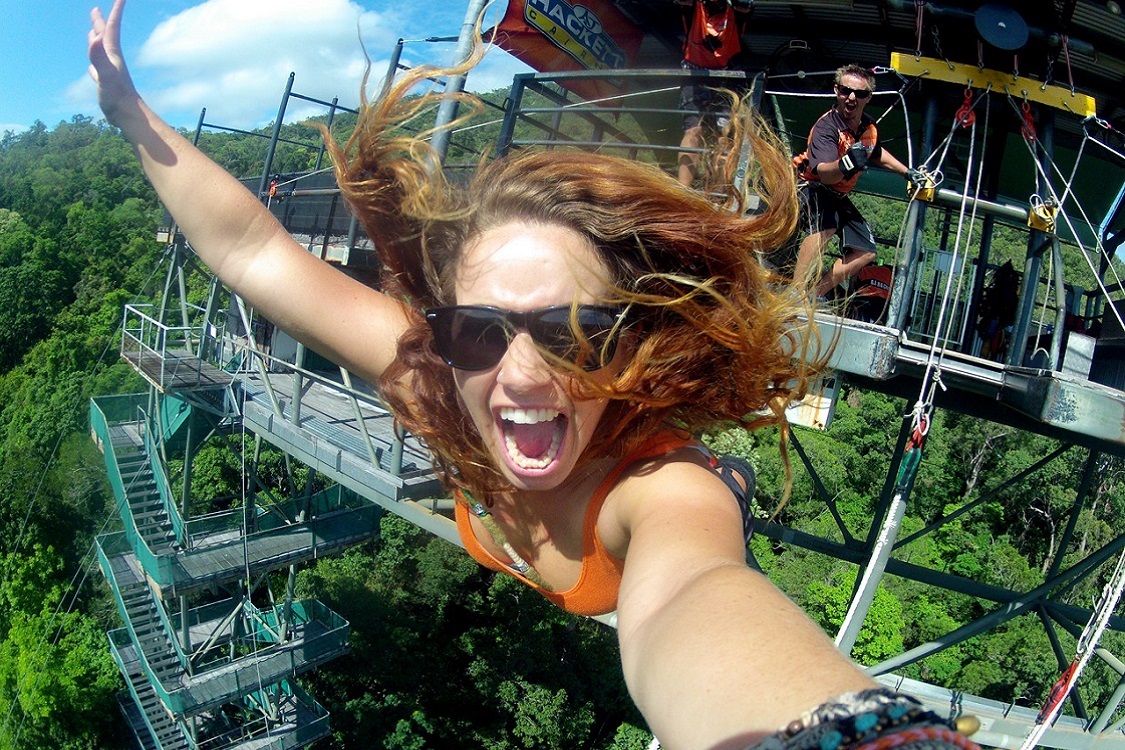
left=0, top=0, right=530, bottom=135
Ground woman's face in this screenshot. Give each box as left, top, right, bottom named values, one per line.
left=451, top=220, right=617, bottom=492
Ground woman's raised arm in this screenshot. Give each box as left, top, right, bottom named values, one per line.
left=88, top=0, right=410, bottom=383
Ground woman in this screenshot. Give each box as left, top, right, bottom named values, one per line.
left=88, top=3, right=977, bottom=749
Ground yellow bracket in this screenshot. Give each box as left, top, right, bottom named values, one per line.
left=1028, top=201, right=1058, bottom=233
left=908, top=170, right=937, bottom=202
left=890, top=53, right=1096, bottom=117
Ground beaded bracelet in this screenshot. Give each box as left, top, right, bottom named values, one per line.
left=747, top=688, right=981, bottom=750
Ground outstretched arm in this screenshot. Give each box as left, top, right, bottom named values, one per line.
left=608, top=456, right=875, bottom=750
left=872, top=147, right=909, bottom=177
left=88, top=0, right=410, bottom=383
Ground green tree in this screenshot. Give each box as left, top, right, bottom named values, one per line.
left=298, top=516, right=643, bottom=749
left=0, top=546, right=122, bottom=750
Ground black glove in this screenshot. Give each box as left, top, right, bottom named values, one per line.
left=906, top=167, right=927, bottom=185
left=839, top=143, right=869, bottom=178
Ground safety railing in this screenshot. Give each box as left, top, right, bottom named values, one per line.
left=497, top=67, right=758, bottom=169
left=180, top=485, right=379, bottom=549
left=220, top=332, right=433, bottom=483
left=106, top=628, right=185, bottom=748
left=121, top=303, right=210, bottom=386
left=106, top=595, right=347, bottom=719
left=189, top=680, right=329, bottom=750
left=91, top=396, right=182, bottom=584
left=243, top=170, right=366, bottom=266
left=97, top=535, right=188, bottom=674
left=141, top=408, right=188, bottom=546
left=95, top=393, right=380, bottom=591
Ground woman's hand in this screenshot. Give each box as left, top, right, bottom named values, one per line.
left=88, top=0, right=140, bottom=126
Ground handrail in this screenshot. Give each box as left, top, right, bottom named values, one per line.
left=221, top=335, right=428, bottom=477
left=141, top=407, right=188, bottom=546
left=105, top=627, right=187, bottom=745
left=105, top=597, right=347, bottom=718
left=97, top=538, right=189, bottom=679
left=187, top=680, right=330, bottom=750
left=90, top=397, right=179, bottom=585
left=121, top=304, right=204, bottom=379
left=498, top=67, right=754, bottom=162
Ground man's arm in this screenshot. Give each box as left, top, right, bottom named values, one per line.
left=872, top=147, right=909, bottom=177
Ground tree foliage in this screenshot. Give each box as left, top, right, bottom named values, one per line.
left=296, top=517, right=644, bottom=749
left=2, top=103, right=1125, bottom=750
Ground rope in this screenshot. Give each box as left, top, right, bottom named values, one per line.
left=1062, top=35, right=1076, bottom=94
left=1029, top=232, right=1054, bottom=362
left=870, top=67, right=919, bottom=167
left=917, top=85, right=991, bottom=177
left=466, top=495, right=552, bottom=590
left=1019, top=544, right=1125, bottom=750
left=918, top=88, right=988, bottom=406
left=883, top=83, right=985, bottom=303
left=1004, top=95, right=1125, bottom=336
left=1056, top=130, right=1088, bottom=210
left=951, top=92, right=989, bottom=318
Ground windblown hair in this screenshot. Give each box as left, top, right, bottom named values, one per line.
left=323, top=50, right=823, bottom=503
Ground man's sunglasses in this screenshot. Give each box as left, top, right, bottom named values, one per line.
left=836, top=84, right=872, bottom=100
left=425, top=304, right=628, bottom=372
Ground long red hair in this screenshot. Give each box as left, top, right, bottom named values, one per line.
left=323, top=49, right=822, bottom=502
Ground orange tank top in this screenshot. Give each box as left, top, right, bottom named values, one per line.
left=454, top=430, right=696, bottom=617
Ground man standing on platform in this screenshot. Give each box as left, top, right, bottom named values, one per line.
left=792, top=64, right=916, bottom=299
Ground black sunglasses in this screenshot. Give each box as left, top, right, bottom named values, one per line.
left=425, top=304, right=628, bottom=372
left=836, top=84, right=872, bottom=100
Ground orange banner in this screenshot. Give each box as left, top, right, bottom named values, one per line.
left=493, top=0, right=644, bottom=101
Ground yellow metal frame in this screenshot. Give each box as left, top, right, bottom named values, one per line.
left=890, top=53, right=1096, bottom=117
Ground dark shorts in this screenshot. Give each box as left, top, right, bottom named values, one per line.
left=679, top=61, right=732, bottom=131
left=799, top=182, right=877, bottom=255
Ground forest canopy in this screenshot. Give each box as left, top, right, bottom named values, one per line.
left=0, top=102, right=1124, bottom=750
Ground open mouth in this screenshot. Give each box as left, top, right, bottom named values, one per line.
left=498, top=407, right=566, bottom=471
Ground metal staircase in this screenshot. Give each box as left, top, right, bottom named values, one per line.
left=91, top=238, right=370, bottom=748
left=90, top=79, right=458, bottom=740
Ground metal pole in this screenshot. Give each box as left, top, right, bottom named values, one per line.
left=1092, top=676, right=1125, bottom=733
left=496, top=75, right=528, bottom=158
left=1007, top=108, right=1055, bottom=368
left=313, top=97, right=338, bottom=172
left=888, top=95, right=936, bottom=329
left=869, top=532, right=1125, bottom=675
left=835, top=417, right=916, bottom=654
left=380, top=39, right=405, bottom=101
left=257, top=72, right=296, bottom=201
left=1046, top=450, right=1100, bottom=580
left=180, top=419, right=194, bottom=550
left=293, top=342, right=306, bottom=424
left=430, top=0, right=489, bottom=162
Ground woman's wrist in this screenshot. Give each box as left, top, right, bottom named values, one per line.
left=745, top=688, right=981, bottom=750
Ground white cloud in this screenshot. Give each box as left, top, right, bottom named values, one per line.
left=64, top=76, right=100, bottom=124
left=134, top=0, right=396, bottom=128
left=65, top=0, right=531, bottom=132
